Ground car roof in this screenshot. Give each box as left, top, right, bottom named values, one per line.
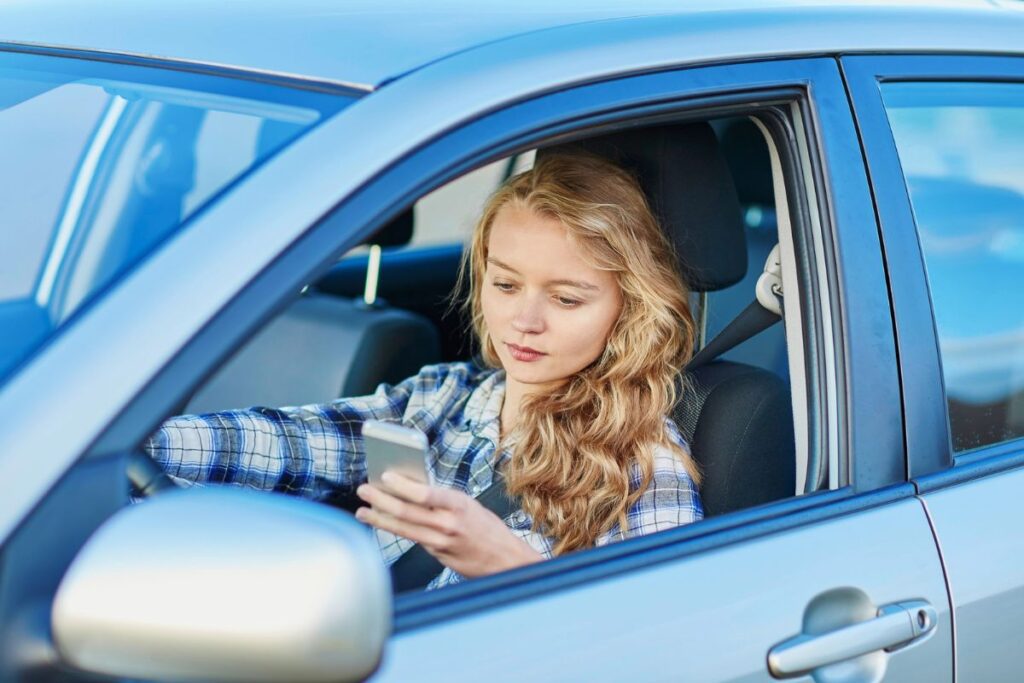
left=0, top=0, right=1019, bottom=91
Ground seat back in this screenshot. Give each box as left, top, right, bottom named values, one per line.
left=185, top=211, right=440, bottom=413
left=186, top=293, right=440, bottom=412
left=539, top=122, right=796, bottom=514
left=675, top=362, right=795, bottom=516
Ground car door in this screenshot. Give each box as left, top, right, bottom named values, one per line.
left=845, top=54, right=1024, bottom=682
left=338, top=49, right=952, bottom=681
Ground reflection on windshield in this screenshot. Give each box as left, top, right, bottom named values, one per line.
left=0, top=51, right=348, bottom=385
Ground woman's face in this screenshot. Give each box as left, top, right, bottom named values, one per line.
left=481, top=204, right=623, bottom=394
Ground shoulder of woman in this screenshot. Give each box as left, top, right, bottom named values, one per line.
left=406, top=361, right=498, bottom=394
left=624, top=442, right=693, bottom=487
left=649, top=442, right=693, bottom=478
left=622, top=442, right=704, bottom=532
left=661, top=417, right=690, bottom=452
left=386, top=361, right=500, bottom=424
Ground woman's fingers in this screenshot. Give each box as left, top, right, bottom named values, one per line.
left=378, top=472, right=463, bottom=509
left=355, top=476, right=544, bottom=578
left=354, top=506, right=452, bottom=551
left=356, top=479, right=466, bottom=539
left=357, top=482, right=443, bottom=528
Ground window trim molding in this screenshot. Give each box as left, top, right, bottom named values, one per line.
left=0, top=41, right=371, bottom=96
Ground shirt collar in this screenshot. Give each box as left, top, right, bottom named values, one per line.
left=462, top=367, right=506, bottom=443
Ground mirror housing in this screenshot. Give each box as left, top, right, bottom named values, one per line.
left=51, top=488, right=390, bottom=682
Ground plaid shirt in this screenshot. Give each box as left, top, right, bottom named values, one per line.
left=145, top=362, right=703, bottom=589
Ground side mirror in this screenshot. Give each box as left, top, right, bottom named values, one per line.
left=51, top=488, right=391, bottom=682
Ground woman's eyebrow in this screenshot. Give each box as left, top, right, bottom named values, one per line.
left=547, top=278, right=599, bottom=291
left=487, top=258, right=600, bottom=291
left=486, top=257, right=519, bottom=273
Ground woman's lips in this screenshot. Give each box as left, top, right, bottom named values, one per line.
left=505, top=343, right=546, bottom=362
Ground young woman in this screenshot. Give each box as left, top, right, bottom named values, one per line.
left=145, top=150, right=703, bottom=589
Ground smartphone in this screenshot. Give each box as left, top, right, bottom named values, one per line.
left=362, top=420, right=430, bottom=487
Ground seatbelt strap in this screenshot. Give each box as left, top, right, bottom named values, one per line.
left=388, top=475, right=518, bottom=593
left=686, top=300, right=780, bottom=370
left=686, top=244, right=784, bottom=371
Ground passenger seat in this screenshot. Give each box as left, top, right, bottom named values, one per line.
left=185, top=211, right=440, bottom=413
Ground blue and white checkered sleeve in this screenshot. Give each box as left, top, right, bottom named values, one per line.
left=144, top=375, right=421, bottom=499
left=622, top=434, right=704, bottom=538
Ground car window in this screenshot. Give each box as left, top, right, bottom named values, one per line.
left=412, top=152, right=535, bottom=247
left=882, top=81, right=1024, bottom=454
left=183, top=111, right=815, bottom=520
left=0, top=51, right=349, bottom=386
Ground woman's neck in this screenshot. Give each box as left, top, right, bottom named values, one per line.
left=500, top=375, right=562, bottom=438
left=500, top=379, right=524, bottom=438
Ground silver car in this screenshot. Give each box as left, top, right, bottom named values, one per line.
left=2, top=1, right=1023, bottom=681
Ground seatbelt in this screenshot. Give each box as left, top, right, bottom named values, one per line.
left=388, top=475, right=519, bottom=593
left=687, top=244, right=784, bottom=371
left=687, top=301, right=780, bottom=370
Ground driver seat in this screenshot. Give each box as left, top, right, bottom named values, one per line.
left=538, top=122, right=796, bottom=517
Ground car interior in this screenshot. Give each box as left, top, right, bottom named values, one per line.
left=168, top=111, right=807, bottom=569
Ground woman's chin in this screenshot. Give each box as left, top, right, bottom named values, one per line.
left=504, top=364, right=570, bottom=391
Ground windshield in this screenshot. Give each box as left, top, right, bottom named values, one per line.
left=0, top=50, right=352, bottom=385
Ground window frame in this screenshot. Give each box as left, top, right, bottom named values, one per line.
left=387, top=59, right=903, bottom=629
left=83, top=56, right=905, bottom=629
left=842, top=54, right=1024, bottom=490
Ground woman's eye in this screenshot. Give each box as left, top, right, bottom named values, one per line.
left=493, top=281, right=517, bottom=293
left=555, top=295, right=583, bottom=308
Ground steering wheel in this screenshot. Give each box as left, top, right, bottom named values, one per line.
left=127, top=450, right=180, bottom=497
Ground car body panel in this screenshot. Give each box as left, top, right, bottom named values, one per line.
left=922, top=469, right=1024, bottom=681
left=378, top=498, right=950, bottom=682
left=0, top=1, right=1021, bottom=89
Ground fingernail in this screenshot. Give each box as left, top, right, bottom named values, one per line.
left=355, top=507, right=367, bottom=520
left=380, top=472, right=394, bottom=483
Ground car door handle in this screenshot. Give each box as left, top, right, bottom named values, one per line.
left=767, top=600, right=937, bottom=679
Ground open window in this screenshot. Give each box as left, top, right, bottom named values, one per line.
left=158, top=96, right=833, bottom=577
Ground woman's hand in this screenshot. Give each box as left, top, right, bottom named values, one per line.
left=355, top=472, right=543, bottom=579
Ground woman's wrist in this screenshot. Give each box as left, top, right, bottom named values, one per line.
left=503, top=537, right=543, bottom=572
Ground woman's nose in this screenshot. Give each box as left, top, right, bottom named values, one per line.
left=511, top=297, right=545, bottom=334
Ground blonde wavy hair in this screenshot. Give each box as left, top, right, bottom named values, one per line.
left=461, top=150, right=700, bottom=555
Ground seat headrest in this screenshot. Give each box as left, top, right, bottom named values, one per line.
left=366, top=209, right=414, bottom=248
left=537, top=122, right=747, bottom=292
left=719, top=119, right=775, bottom=207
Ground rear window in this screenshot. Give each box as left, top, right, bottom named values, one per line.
left=882, top=81, right=1024, bottom=453
left=0, top=50, right=352, bottom=384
